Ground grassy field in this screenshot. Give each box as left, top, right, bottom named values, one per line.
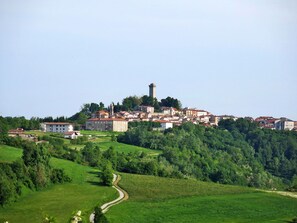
left=95, top=141, right=162, bottom=155
left=0, top=145, right=118, bottom=223
left=81, top=130, right=119, bottom=136
left=25, top=130, right=161, bottom=155
left=0, top=145, right=23, bottom=163
left=106, top=173, right=297, bottom=223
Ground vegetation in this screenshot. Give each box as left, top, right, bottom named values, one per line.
left=106, top=173, right=297, bottom=223
left=118, top=119, right=297, bottom=188
left=0, top=145, right=117, bottom=222
left=0, top=116, right=40, bottom=131
left=0, top=141, right=70, bottom=206
left=115, top=95, right=182, bottom=112
left=94, top=207, right=109, bottom=223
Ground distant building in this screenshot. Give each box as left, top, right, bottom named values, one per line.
left=161, top=107, right=177, bottom=116
left=183, top=108, right=209, bottom=118
left=8, top=128, right=24, bottom=137
left=86, top=118, right=128, bottom=132
left=136, top=105, right=155, bottom=114
left=41, top=122, right=74, bottom=133
left=64, top=131, right=82, bottom=139
left=275, top=118, right=294, bottom=131
left=255, top=116, right=279, bottom=129
left=92, top=110, right=109, bottom=119
left=155, top=120, right=173, bottom=130
left=149, top=83, right=156, bottom=98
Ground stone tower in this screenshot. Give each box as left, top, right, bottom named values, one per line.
left=109, top=103, right=114, bottom=117
left=149, top=83, right=156, bottom=98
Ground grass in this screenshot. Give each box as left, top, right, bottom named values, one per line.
left=0, top=145, right=23, bottom=163
left=0, top=145, right=118, bottom=223
left=106, top=173, right=297, bottom=223
left=81, top=130, right=120, bottom=136
left=95, top=141, right=162, bottom=155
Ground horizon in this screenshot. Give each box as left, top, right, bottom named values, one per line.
left=1, top=1, right=297, bottom=120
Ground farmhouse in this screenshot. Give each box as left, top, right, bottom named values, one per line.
left=64, top=131, right=82, bottom=139
left=86, top=118, right=128, bottom=132
left=41, top=122, right=74, bottom=133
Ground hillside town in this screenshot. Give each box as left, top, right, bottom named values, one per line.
left=30, top=83, right=296, bottom=136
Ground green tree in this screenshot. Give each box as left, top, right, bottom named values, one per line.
left=101, top=162, right=113, bottom=186
left=122, top=96, right=142, bottom=111
left=94, top=207, right=109, bottom=223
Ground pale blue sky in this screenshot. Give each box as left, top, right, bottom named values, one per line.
left=0, top=0, right=296, bottom=120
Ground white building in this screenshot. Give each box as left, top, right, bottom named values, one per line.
left=275, top=118, right=295, bottom=131
left=41, top=122, right=74, bottom=133
left=156, top=120, right=173, bottom=130
left=64, top=131, right=82, bottom=139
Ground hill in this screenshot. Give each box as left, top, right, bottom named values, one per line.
left=106, top=173, right=297, bottom=223
left=0, top=145, right=117, bottom=222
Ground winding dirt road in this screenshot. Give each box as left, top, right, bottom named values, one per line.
left=89, top=174, right=129, bottom=223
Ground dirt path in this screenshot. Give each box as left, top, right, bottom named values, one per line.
left=263, top=190, right=297, bottom=199
left=89, top=174, right=129, bottom=222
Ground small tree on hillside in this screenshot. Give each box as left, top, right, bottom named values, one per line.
left=94, top=207, right=109, bottom=223
left=101, top=162, right=113, bottom=186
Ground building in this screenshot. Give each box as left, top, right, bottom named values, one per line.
left=275, top=118, right=294, bottom=131
left=155, top=120, right=173, bottom=130
left=64, top=131, right=82, bottom=139
left=92, top=110, right=109, bottom=119
left=136, top=105, right=155, bottom=113
left=255, top=116, right=278, bottom=129
left=149, top=83, right=156, bottom=98
left=8, top=128, right=25, bottom=137
left=86, top=118, right=128, bottom=132
left=183, top=108, right=209, bottom=118
left=161, top=107, right=177, bottom=116
left=41, top=122, right=74, bottom=133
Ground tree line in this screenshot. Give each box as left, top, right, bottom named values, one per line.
left=0, top=137, right=70, bottom=206
left=118, top=119, right=297, bottom=189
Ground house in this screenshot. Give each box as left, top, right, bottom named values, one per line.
left=161, top=107, right=177, bottom=116
left=64, top=131, right=82, bottom=139
left=92, top=110, right=109, bottom=119
left=8, top=128, right=25, bottom=137
left=136, top=106, right=154, bottom=114
left=40, top=122, right=74, bottom=133
left=275, top=118, right=294, bottom=131
left=183, top=108, right=209, bottom=118
left=155, top=120, right=173, bottom=130
left=86, top=118, right=128, bottom=132
left=255, top=116, right=279, bottom=129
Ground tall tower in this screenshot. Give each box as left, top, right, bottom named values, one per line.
left=109, top=103, right=114, bottom=117
left=149, top=83, right=156, bottom=98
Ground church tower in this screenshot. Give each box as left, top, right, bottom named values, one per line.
left=109, top=103, right=114, bottom=117
left=149, top=83, right=156, bottom=98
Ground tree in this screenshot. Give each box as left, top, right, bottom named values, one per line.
left=94, top=207, right=109, bottom=223
left=101, top=162, right=113, bottom=186
left=122, top=96, right=142, bottom=111
left=160, top=96, right=182, bottom=110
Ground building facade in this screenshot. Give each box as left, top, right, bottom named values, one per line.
left=86, top=118, right=128, bottom=132
left=41, top=122, right=74, bottom=133
left=275, top=119, right=295, bottom=130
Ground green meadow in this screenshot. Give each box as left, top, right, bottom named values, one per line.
left=94, top=141, right=162, bottom=155
left=106, top=173, right=297, bottom=223
left=0, top=145, right=117, bottom=223
left=25, top=130, right=160, bottom=155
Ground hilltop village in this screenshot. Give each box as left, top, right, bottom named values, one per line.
left=33, top=83, right=297, bottom=137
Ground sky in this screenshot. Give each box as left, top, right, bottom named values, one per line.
left=0, top=0, right=297, bottom=120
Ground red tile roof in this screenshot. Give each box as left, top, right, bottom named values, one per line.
left=43, top=122, right=72, bottom=125
left=87, top=118, right=127, bottom=122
